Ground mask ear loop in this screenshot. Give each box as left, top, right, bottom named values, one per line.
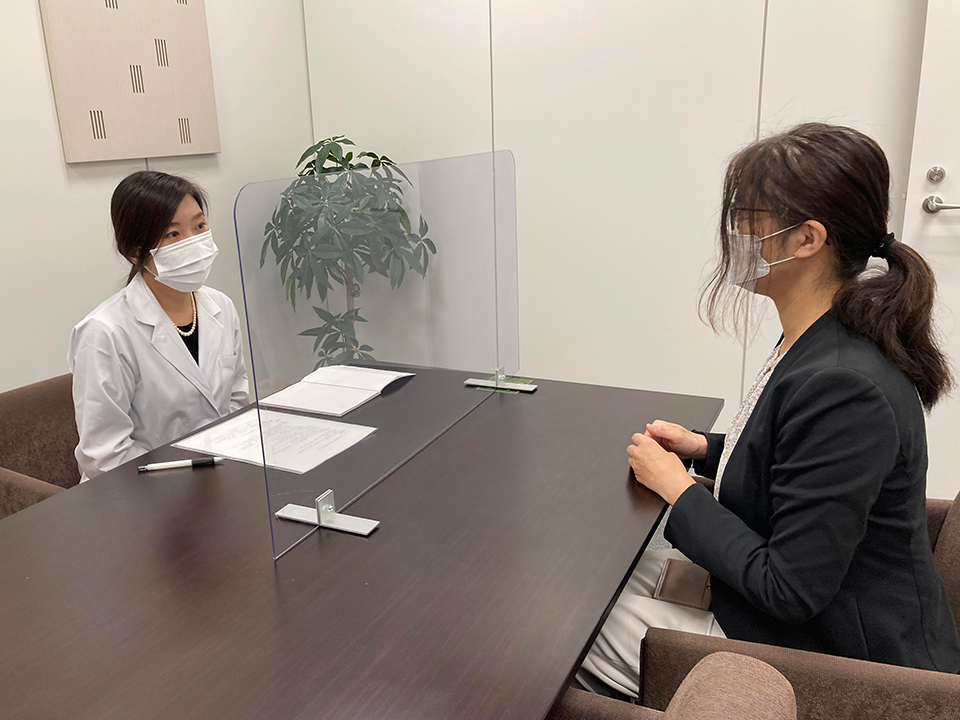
left=133, top=249, right=155, bottom=281
left=757, top=221, right=803, bottom=242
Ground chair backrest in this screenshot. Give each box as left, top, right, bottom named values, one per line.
left=663, top=651, right=796, bottom=720
left=931, top=493, right=960, bottom=634
left=0, top=375, right=80, bottom=489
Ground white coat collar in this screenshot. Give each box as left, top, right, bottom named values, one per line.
left=125, top=273, right=224, bottom=412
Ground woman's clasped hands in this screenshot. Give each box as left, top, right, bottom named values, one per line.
left=627, top=420, right=707, bottom=505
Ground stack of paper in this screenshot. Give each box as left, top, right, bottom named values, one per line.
left=261, top=366, right=414, bottom=417
left=174, top=408, right=375, bottom=474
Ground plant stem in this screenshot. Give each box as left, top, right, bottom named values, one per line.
left=344, top=265, right=358, bottom=353
left=345, top=266, right=355, bottom=313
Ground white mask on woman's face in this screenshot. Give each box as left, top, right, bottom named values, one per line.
left=149, top=229, right=218, bottom=293
left=727, top=223, right=802, bottom=293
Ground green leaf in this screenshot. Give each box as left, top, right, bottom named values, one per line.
left=399, top=208, right=411, bottom=233
left=286, top=277, right=296, bottom=311
left=322, top=333, right=344, bottom=350
left=419, top=216, right=428, bottom=236
left=351, top=255, right=365, bottom=284
left=312, top=305, right=336, bottom=323
left=387, top=253, right=401, bottom=288
left=342, top=310, right=368, bottom=325
left=297, top=139, right=327, bottom=167
left=260, top=236, right=271, bottom=268
left=336, top=320, right=357, bottom=339
left=422, top=236, right=437, bottom=254
left=313, top=244, right=343, bottom=259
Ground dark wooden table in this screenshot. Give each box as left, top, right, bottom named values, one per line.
left=253, top=366, right=493, bottom=556
left=0, top=375, right=721, bottom=720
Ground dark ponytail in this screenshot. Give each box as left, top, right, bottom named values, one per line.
left=833, top=238, right=950, bottom=409
left=703, top=122, right=952, bottom=409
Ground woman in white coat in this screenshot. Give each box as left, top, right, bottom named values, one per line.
left=69, top=171, right=248, bottom=481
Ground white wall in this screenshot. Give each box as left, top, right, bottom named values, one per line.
left=304, top=1, right=492, bottom=161
left=1, top=0, right=138, bottom=392
left=7, top=0, right=945, bottom=495
left=0, top=0, right=314, bottom=393
left=305, top=0, right=766, bottom=433
left=490, top=1, right=763, bottom=428
left=303, top=0, right=946, bottom=496
left=745, top=0, right=929, bottom=379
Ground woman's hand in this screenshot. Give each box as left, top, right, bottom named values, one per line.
left=627, top=432, right=695, bottom=505
left=644, top=420, right=708, bottom=460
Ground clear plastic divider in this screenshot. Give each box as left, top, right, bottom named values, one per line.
left=233, top=151, right=517, bottom=558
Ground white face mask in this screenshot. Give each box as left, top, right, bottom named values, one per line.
left=149, top=229, right=218, bottom=293
left=727, top=223, right=801, bottom=293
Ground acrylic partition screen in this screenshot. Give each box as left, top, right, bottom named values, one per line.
left=233, top=150, right=518, bottom=558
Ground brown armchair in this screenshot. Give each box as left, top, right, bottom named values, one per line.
left=0, top=374, right=80, bottom=519
left=552, top=491, right=960, bottom=720
left=554, top=651, right=796, bottom=720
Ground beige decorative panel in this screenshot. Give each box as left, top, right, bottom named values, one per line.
left=38, top=0, right=221, bottom=163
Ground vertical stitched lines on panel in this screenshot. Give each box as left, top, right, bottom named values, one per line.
left=179, top=118, right=191, bottom=144
left=177, top=0, right=188, bottom=4
left=104, top=0, right=118, bottom=8
left=129, top=64, right=144, bottom=93
left=89, top=110, right=106, bottom=140
left=155, top=39, right=169, bottom=67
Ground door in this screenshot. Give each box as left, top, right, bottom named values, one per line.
left=903, top=0, right=960, bottom=499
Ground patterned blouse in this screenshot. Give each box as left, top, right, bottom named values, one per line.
left=714, top=343, right=784, bottom=499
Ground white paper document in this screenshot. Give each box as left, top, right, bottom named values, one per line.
left=261, top=383, right=377, bottom=417
left=301, top=365, right=413, bottom=393
left=173, top=408, right=375, bottom=474
left=261, top=366, right=414, bottom=417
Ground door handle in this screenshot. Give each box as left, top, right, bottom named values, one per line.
left=923, top=196, right=960, bottom=213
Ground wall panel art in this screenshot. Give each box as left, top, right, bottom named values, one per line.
left=38, top=0, right=221, bottom=163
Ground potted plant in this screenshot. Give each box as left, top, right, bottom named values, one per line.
left=260, top=136, right=436, bottom=367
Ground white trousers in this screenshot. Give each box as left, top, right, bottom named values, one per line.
left=578, top=548, right=726, bottom=698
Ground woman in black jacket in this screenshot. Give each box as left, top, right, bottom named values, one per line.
left=582, top=123, right=960, bottom=697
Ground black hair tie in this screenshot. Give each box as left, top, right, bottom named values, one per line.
left=872, top=232, right=897, bottom=259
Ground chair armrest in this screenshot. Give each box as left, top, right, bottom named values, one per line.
left=549, top=688, right=663, bottom=720
left=927, top=498, right=953, bottom=550
left=640, top=628, right=960, bottom=720
left=0, top=466, right=63, bottom=520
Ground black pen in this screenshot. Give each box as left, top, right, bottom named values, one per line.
left=138, top=457, right=224, bottom=473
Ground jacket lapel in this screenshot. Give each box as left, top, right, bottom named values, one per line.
left=195, top=290, right=225, bottom=377
left=127, top=274, right=219, bottom=411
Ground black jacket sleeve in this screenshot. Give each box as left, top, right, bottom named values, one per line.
left=691, top=431, right=724, bottom=480
left=665, top=367, right=900, bottom=625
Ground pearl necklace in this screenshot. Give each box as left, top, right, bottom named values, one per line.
left=175, top=293, right=198, bottom=337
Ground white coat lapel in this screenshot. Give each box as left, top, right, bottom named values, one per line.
left=195, top=290, right=224, bottom=378
left=126, top=274, right=219, bottom=411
